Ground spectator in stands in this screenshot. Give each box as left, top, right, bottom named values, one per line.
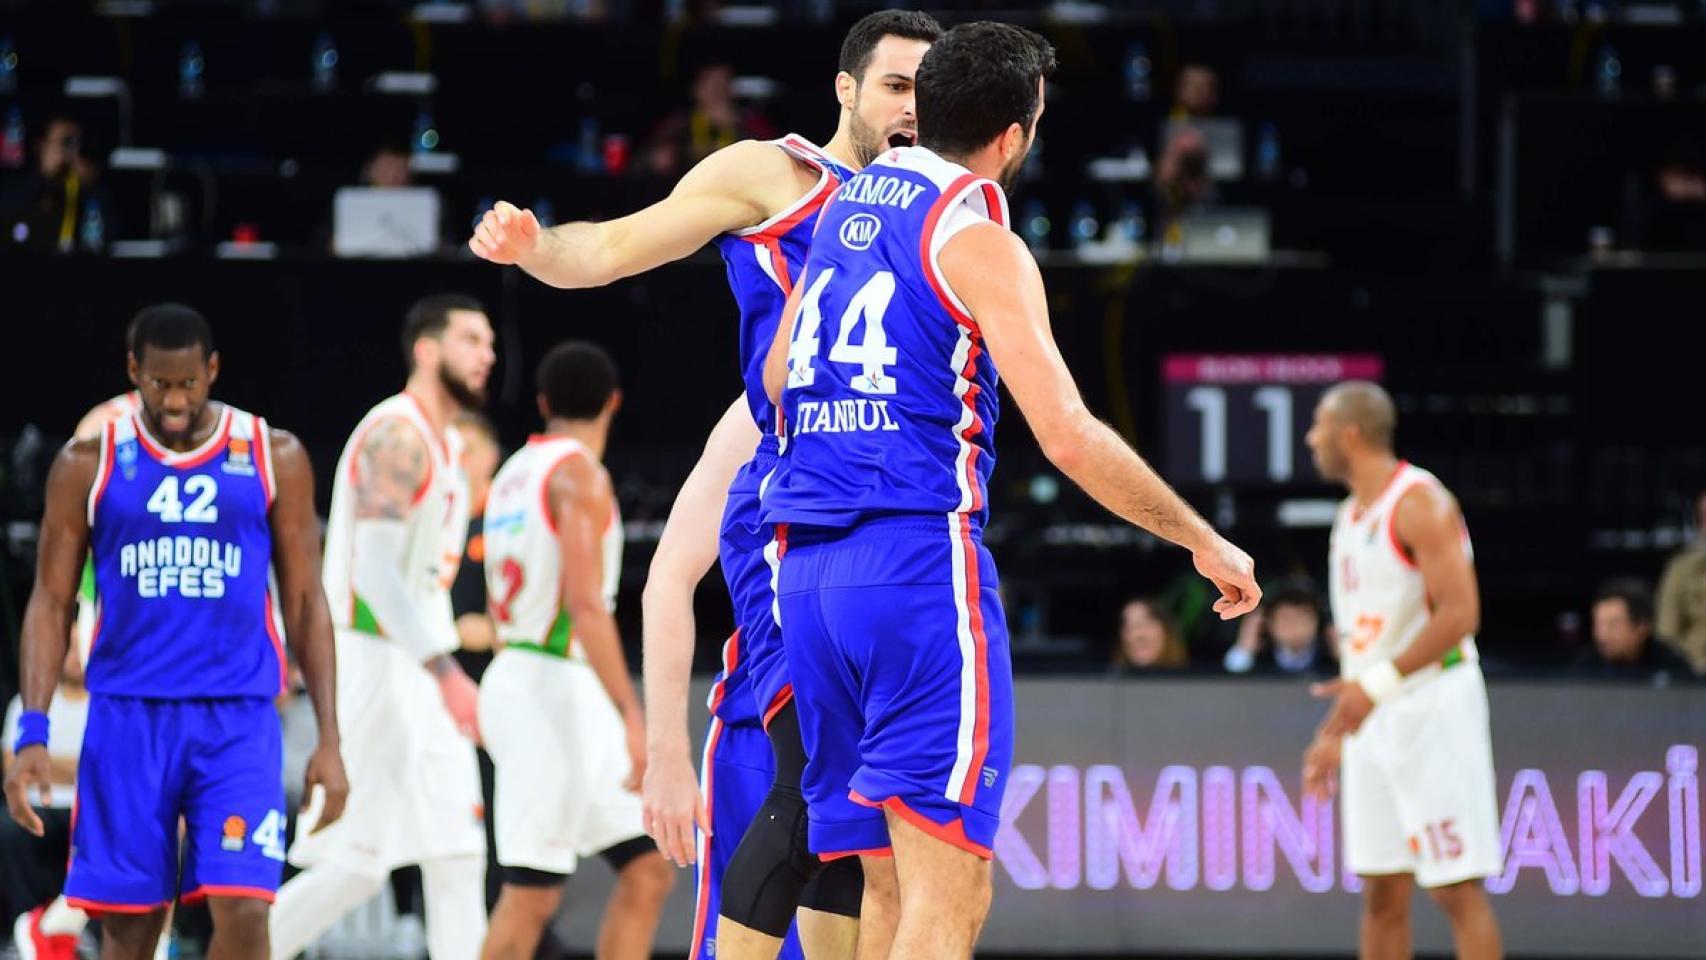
left=319, top=142, right=430, bottom=253
left=1657, top=488, right=1706, bottom=674
left=362, top=143, right=414, bottom=190
left=0, top=115, right=104, bottom=253
left=1154, top=125, right=1217, bottom=246
left=1574, top=577, right=1694, bottom=681
left=1169, top=63, right=1220, bottom=121
left=1223, top=578, right=1337, bottom=677
left=643, top=62, right=775, bottom=176
left=1621, top=141, right=1706, bottom=252
left=2, top=645, right=87, bottom=941
left=1111, top=598, right=1189, bottom=673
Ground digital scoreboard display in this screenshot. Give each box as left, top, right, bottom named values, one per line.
left=1162, top=353, right=1385, bottom=486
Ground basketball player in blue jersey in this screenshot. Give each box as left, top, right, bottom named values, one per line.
left=762, top=24, right=1261, bottom=959
left=4, top=305, right=348, bottom=960
left=468, top=12, right=940, bottom=960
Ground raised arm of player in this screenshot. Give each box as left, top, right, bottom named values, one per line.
left=349, top=417, right=480, bottom=737
left=546, top=454, right=645, bottom=790
left=640, top=396, right=760, bottom=867
left=940, top=223, right=1261, bottom=619
left=1315, top=484, right=1480, bottom=736
left=3, top=441, right=97, bottom=835
left=268, top=430, right=349, bottom=832
left=469, top=141, right=804, bottom=289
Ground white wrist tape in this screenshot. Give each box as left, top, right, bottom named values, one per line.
left=1357, top=660, right=1405, bottom=704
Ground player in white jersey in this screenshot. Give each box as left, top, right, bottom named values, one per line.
left=477, top=342, right=673, bottom=960
left=271, top=295, right=497, bottom=960
left=1302, top=381, right=1504, bottom=960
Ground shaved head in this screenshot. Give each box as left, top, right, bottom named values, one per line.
left=1322, top=380, right=1396, bottom=452
left=1306, top=380, right=1397, bottom=483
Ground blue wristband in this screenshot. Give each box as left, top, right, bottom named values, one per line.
left=13, top=710, right=49, bottom=753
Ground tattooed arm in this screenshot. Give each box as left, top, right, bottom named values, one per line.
left=940, top=222, right=1261, bottom=620
left=348, top=416, right=480, bottom=736
left=348, top=418, right=448, bottom=662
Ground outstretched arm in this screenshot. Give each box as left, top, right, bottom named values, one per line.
left=941, top=223, right=1260, bottom=618
left=469, top=140, right=800, bottom=289
left=4, top=441, right=96, bottom=834
left=641, top=396, right=760, bottom=866
left=269, top=430, right=349, bottom=831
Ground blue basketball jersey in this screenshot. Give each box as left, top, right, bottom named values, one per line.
left=712, top=135, right=855, bottom=434
left=706, top=135, right=852, bottom=727
left=762, top=147, right=1011, bottom=530
left=85, top=404, right=286, bottom=699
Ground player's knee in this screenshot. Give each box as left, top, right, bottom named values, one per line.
left=498, top=883, right=564, bottom=921
left=861, top=855, right=898, bottom=905
left=499, top=867, right=567, bottom=919
left=1362, top=875, right=1412, bottom=921
left=798, top=856, right=862, bottom=919
left=721, top=794, right=815, bottom=936
left=903, top=859, right=989, bottom=919
left=615, top=851, right=675, bottom=905
left=210, top=897, right=271, bottom=946
left=1426, top=879, right=1486, bottom=918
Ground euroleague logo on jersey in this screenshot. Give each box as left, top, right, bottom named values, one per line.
left=839, top=213, right=881, bottom=251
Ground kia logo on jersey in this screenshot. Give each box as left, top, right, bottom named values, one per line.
left=839, top=213, right=881, bottom=251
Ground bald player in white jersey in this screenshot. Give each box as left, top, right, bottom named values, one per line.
left=476, top=342, right=673, bottom=960
left=271, top=295, right=497, bottom=960
left=1302, top=381, right=1504, bottom=960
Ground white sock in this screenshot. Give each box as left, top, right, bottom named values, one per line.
left=421, top=855, right=487, bottom=960
left=267, top=866, right=386, bottom=960
left=37, top=897, right=88, bottom=938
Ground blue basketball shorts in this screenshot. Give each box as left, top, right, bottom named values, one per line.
left=719, top=443, right=792, bottom=728
left=776, top=514, right=1014, bottom=861
left=65, top=695, right=286, bottom=913
left=690, top=717, right=804, bottom=960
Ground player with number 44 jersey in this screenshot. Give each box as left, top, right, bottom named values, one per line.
left=4, top=306, right=346, bottom=960
left=760, top=24, right=1260, bottom=957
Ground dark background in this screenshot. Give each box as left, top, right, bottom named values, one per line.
left=0, top=2, right=1703, bottom=688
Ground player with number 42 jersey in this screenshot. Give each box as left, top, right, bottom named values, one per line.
left=4, top=306, right=345, bottom=960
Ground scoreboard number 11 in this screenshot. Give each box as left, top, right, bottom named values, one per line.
left=1163, top=354, right=1384, bottom=488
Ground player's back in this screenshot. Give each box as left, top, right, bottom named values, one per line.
left=712, top=135, right=855, bottom=434
left=322, top=393, right=468, bottom=655
left=482, top=436, right=622, bottom=657
left=1329, top=461, right=1479, bottom=685
left=763, top=146, right=1010, bottom=531
left=85, top=404, right=286, bottom=698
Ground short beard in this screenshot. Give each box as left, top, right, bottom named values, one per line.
left=439, top=365, right=486, bottom=410
left=847, top=103, right=885, bottom=169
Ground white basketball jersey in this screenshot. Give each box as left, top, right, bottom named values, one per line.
left=322, top=394, right=469, bottom=657
left=483, top=436, right=622, bottom=657
left=1329, top=462, right=1478, bottom=690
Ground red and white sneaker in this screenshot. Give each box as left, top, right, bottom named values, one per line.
left=13, top=906, right=78, bottom=960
